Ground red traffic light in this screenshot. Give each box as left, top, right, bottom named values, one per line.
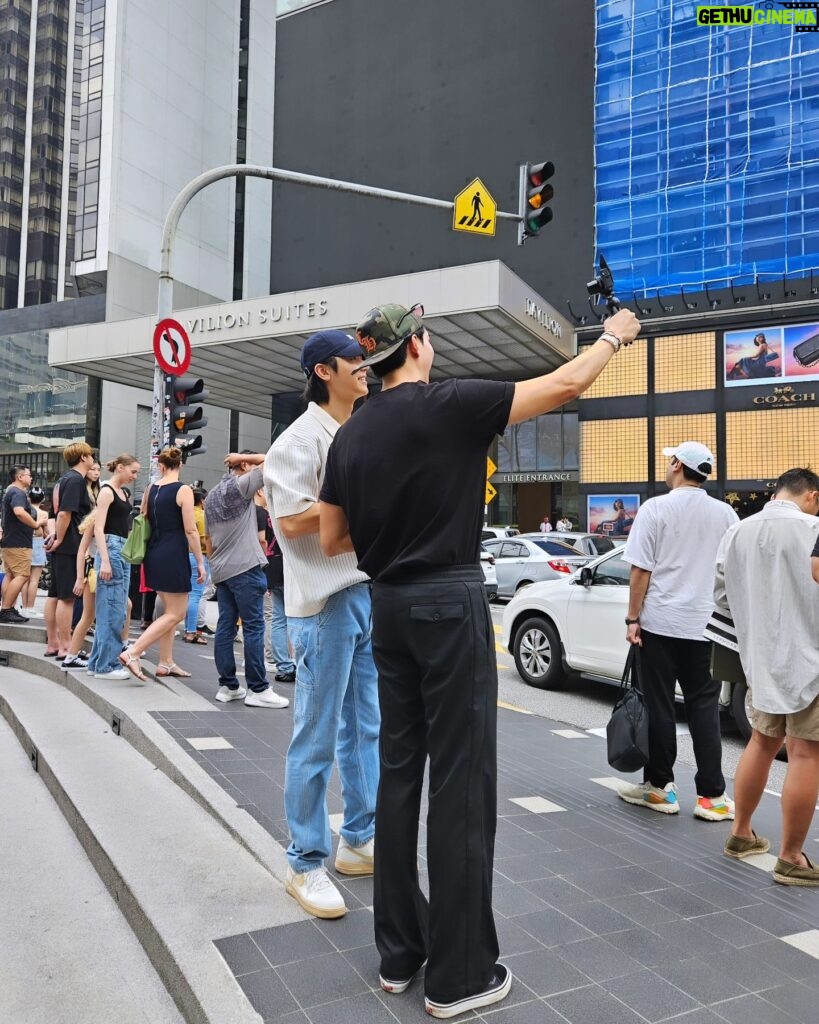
left=528, top=161, right=555, bottom=188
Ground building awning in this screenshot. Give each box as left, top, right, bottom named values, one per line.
left=48, top=261, right=575, bottom=418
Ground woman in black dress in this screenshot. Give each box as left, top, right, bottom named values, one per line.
left=120, top=448, right=205, bottom=681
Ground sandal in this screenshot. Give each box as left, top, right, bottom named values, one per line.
left=44, top=649, right=60, bottom=658
left=183, top=633, right=208, bottom=645
left=118, top=650, right=146, bottom=682
left=156, top=662, right=191, bottom=678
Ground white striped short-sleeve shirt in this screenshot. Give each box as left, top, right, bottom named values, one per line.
left=264, top=402, right=367, bottom=617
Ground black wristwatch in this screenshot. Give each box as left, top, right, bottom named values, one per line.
left=625, top=617, right=640, bottom=625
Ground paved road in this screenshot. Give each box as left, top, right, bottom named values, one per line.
left=489, top=601, right=789, bottom=795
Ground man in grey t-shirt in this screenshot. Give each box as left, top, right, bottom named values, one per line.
left=204, top=454, right=289, bottom=710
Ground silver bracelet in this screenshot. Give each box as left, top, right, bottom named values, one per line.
left=599, top=331, right=622, bottom=353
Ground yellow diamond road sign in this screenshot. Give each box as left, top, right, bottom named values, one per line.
left=453, top=178, right=496, bottom=236
left=485, top=456, right=498, bottom=504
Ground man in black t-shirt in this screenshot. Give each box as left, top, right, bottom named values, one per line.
left=319, top=301, right=640, bottom=1019
left=0, top=465, right=37, bottom=622
left=44, top=442, right=94, bottom=658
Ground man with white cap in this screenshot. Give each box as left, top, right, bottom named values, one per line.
left=620, top=441, right=739, bottom=820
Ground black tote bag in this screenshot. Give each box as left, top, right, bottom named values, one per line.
left=606, top=645, right=650, bottom=773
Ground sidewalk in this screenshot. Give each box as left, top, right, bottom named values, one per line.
left=153, top=638, right=819, bottom=1024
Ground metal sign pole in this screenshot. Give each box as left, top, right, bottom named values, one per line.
left=152, top=164, right=524, bottom=480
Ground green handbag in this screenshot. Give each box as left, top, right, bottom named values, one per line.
left=121, top=512, right=152, bottom=564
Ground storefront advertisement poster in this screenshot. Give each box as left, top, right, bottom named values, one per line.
left=587, top=494, right=639, bottom=537
left=724, top=327, right=784, bottom=386
left=782, top=322, right=819, bottom=379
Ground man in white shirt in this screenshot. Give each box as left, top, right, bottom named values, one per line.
left=556, top=515, right=572, bottom=532
left=716, top=468, right=819, bottom=886
left=264, top=330, right=380, bottom=920
left=539, top=517, right=552, bottom=533
left=621, top=441, right=738, bottom=819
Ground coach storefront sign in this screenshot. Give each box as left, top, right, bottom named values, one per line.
left=751, top=385, right=816, bottom=406
left=494, top=472, right=578, bottom=483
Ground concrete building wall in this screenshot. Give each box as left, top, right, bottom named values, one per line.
left=269, top=0, right=596, bottom=314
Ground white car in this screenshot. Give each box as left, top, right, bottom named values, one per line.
left=482, top=525, right=520, bottom=541
left=480, top=545, right=498, bottom=601
left=500, top=546, right=752, bottom=738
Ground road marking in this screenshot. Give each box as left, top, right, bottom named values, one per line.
left=586, top=727, right=607, bottom=738
left=493, top=623, right=502, bottom=634
left=510, top=796, right=566, bottom=814
left=497, top=700, right=533, bottom=715
left=782, top=930, right=819, bottom=960
left=551, top=729, right=589, bottom=739
left=495, top=642, right=507, bottom=654
left=590, top=776, right=625, bottom=792
left=187, top=737, right=233, bottom=751
left=742, top=852, right=779, bottom=872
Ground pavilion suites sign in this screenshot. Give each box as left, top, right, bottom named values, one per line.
left=186, top=298, right=329, bottom=335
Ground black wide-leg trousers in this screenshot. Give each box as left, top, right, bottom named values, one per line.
left=371, top=566, right=499, bottom=1004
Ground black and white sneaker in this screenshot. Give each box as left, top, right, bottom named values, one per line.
left=61, top=652, right=90, bottom=671
left=424, top=964, right=512, bottom=1019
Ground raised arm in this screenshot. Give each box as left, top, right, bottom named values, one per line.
left=509, top=308, right=640, bottom=425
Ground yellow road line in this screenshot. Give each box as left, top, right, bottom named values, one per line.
left=493, top=623, right=502, bottom=634
left=497, top=699, right=533, bottom=715
left=495, top=642, right=508, bottom=655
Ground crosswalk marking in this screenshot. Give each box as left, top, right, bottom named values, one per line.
left=590, top=776, right=625, bottom=792
left=551, top=729, right=589, bottom=739
left=782, top=930, right=819, bottom=960
left=742, top=852, right=779, bottom=872
left=510, top=796, right=566, bottom=814
left=187, top=737, right=233, bottom=751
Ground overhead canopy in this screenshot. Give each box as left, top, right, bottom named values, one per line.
left=49, top=261, right=575, bottom=418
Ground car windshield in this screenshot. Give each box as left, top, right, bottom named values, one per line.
left=530, top=539, right=580, bottom=556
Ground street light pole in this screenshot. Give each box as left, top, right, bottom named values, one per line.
left=152, top=164, right=523, bottom=475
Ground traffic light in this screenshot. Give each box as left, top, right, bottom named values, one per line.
left=518, top=160, right=555, bottom=244
left=170, top=376, right=208, bottom=460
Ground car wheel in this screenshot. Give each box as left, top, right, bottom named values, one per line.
left=730, top=680, right=752, bottom=741
left=513, top=617, right=565, bottom=689
left=486, top=590, right=498, bottom=603
left=516, top=579, right=534, bottom=592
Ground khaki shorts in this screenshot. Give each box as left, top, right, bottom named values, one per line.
left=752, top=691, right=819, bottom=742
left=1, top=547, right=33, bottom=578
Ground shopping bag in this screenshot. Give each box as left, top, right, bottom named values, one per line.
left=121, top=514, right=152, bottom=565
left=606, top=645, right=650, bottom=772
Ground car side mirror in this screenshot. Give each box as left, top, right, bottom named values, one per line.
left=579, top=566, right=593, bottom=589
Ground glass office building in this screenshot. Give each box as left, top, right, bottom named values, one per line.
left=596, top=0, right=819, bottom=295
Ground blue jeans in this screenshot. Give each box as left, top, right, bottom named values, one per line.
left=88, top=535, right=130, bottom=674
left=214, top=566, right=268, bottom=693
left=270, top=584, right=295, bottom=674
left=285, top=582, right=380, bottom=873
left=185, top=554, right=207, bottom=633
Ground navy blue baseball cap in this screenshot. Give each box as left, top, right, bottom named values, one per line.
left=300, top=330, right=365, bottom=378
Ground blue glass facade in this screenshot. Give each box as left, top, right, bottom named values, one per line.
left=595, top=1, right=819, bottom=295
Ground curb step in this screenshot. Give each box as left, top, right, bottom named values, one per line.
left=0, top=629, right=288, bottom=884
left=0, top=637, right=304, bottom=1024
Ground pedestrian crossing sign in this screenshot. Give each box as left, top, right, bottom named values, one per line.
left=453, top=178, right=496, bottom=236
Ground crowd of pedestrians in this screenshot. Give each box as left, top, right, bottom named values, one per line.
left=5, top=300, right=819, bottom=1018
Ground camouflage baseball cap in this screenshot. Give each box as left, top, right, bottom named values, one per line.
left=356, top=303, right=424, bottom=369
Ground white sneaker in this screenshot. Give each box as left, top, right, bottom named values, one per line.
left=285, top=866, right=347, bottom=919
left=264, top=659, right=277, bottom=671
left=21, top=608, right=41, bottom=618
left=244, top=688, right=289, bottom=709
left=619, top=781, right=679, bottom=814
left=94, top=668, right=130, bottom=680
left=215, top=685, right=247, bottom=702
left=335, top=835, right=375, bottom=876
